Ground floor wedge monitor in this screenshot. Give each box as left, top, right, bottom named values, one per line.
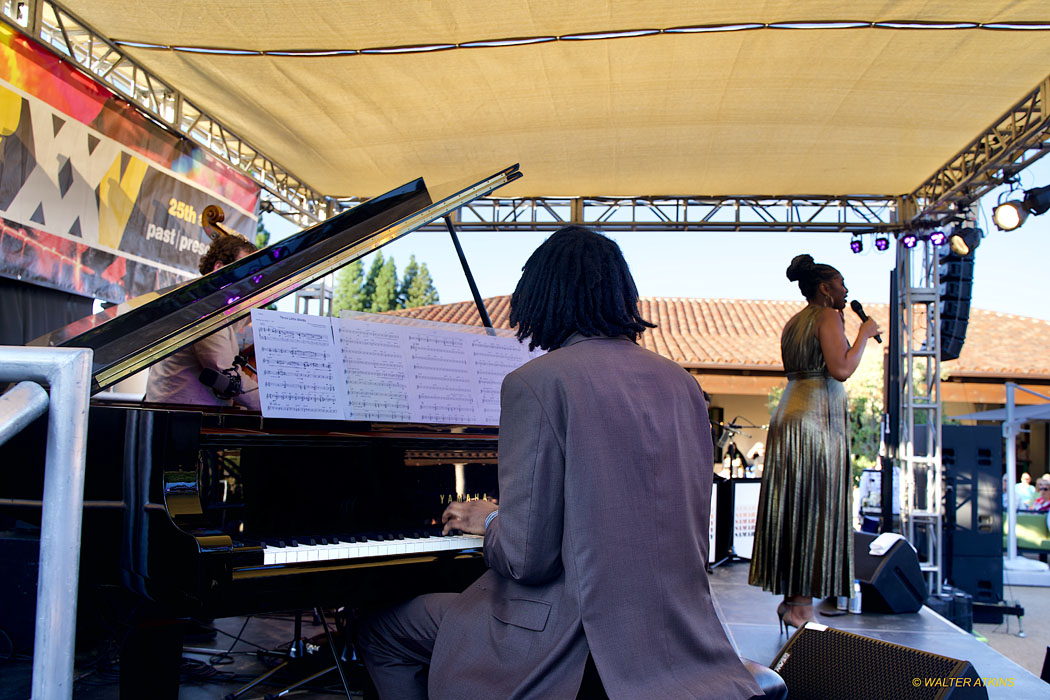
left=771, top=623, right=988, bottom=700
left=853, top=531, right=925, bottom=613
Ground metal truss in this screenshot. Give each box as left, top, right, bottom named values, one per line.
left=895, top=237, right=944, bottom=595
left=12, top=2, right=1050, bottom=233
left=1, top=0, right=330, bottom=225
left=910, top=76, right=1050, bottom=223
left=392, top=195, right=904, bottom=233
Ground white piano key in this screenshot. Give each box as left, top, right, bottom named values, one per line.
left=256, top=533, right=484, bottom=566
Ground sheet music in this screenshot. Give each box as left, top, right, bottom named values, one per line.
left=252, top=310, right=542, bottom=424
left=250, top=309, right=348, bottom=419
left=468, top=334, right=536, bottom=425
left=336, top=319, right=413, bottom=422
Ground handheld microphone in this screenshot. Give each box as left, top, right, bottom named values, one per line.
left=199, top=367, right=243, bottom=399
left=849, top=300, right=882, bottom=344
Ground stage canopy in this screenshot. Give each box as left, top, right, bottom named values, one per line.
left=50, top=1, right=1050, bottom=201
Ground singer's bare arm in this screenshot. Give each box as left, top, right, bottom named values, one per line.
left=816, top=308, right=879, bottom=381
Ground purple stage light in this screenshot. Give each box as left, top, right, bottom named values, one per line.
left=901, top=233, right=917, bottom=248
left=929, top=230, right=946, bottom=245
left=874, top=236, right=889, bottom=251
left=850, top=239, right=863, bottom=253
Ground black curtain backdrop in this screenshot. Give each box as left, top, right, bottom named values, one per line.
left=0, top=276, right=92, bottom=346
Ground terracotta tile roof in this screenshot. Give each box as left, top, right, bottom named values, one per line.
left=386, top=297, right=1050, bottom=380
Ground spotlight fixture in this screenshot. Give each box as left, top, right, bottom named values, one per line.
left=993, top=199, right=1026, bottom=231
left=850, top=238, right=863, bottom=254
left=947, top=226, right=982, bottom=256
left=992, top=184, right=1050, bottom=231
left=901, top=233, right=917, bottom=248
left=929, top=230, right=947, bottom=246
left=874, top=236, right=889, bottom=251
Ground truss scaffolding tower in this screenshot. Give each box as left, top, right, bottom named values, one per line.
left=895, top=233, right=945, bottom=596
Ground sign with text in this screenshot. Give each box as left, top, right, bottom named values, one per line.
left=0, top=25, right=259, bottom=302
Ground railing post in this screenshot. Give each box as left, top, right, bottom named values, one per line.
left=0, top=346, right=93, bottom=700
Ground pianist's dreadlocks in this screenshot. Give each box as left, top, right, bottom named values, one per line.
left=509, top=225, right=655, bottom=351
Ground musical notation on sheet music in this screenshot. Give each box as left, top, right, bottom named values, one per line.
left=252, top=311, right=543, bottom=423
left=338, top=321, right=413, bottom=422
left=251, top=309, right=347, bottom=418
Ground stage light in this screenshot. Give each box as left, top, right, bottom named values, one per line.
left=929, top=230, right=946, bottom=246
left=993, top=200, right=1026, bottom=231
left=874, top=236, right=889, bottom=251
left=1024, top=184, right=1050, bottom=215
left=947, top=226, right=982, bottom=256
left=993, top=184, right=1050, bottom=231
left=850, top=238, right=863, bottom=254
left=901, top=233, right=917, bottom=248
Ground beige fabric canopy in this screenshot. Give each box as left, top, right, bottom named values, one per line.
left=59, top=1, right=1050, bottom=199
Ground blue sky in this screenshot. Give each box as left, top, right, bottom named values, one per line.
left=264, top=158, right=1050, bottom=322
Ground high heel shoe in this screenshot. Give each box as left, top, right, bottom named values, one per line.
left=777, top=601, right=813, bottom=635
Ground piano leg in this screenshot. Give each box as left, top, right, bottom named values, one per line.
left=119, top=616, right=184, bottom=700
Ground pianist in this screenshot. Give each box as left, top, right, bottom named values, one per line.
left=144, top=235, right=260, bottom=410
left=357, top=226, right=761, bottom=699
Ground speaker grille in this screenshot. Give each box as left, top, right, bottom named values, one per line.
left=938, top=250, right=974, bottom=362
left=773, top=625, right=981, bottom=700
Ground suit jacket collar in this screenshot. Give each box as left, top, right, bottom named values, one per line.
left=559, top=332, right=631, bottom=349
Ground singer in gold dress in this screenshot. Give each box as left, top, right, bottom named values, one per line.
left=748, top=254, right=880, bottom=632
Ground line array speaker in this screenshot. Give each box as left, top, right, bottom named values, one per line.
left=939, top=250, right=974, bottom=361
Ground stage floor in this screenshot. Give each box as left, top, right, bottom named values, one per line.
left=1, top=561, right=1046, bottom=698
left=709, top=560, right=1047, bottom=699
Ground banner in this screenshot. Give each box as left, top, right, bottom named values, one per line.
left=0, top=25, right=260, bottom=303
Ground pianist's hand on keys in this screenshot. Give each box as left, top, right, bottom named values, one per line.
left=442, top=499, right=498, bottom=535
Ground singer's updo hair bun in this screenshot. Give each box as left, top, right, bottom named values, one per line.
left=786, top=254, right=815, bottom=282
left=786, top=254, right=840, bottom=301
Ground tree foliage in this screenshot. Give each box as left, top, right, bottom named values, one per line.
left=331, top=252, right=440, bottom=316
left=332, top=260, right=366, bottom=315
left=371, top=256, right=399, bottom=312
left=401, top=255, right=440, bottom=308
left=255, top=218, right=270, bottom=250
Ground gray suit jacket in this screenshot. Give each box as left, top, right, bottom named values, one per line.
left=429, top=334, right=761, bottom=699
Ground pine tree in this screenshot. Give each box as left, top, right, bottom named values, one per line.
left=405, top=262, right=439, bottom=308
left=398, top=255, right=420, bottom=307
left=332, top=260, right=366, bottom=316
left=362, top=252, right=384, bottom=307
left=370, top=256, right=399, bottom=312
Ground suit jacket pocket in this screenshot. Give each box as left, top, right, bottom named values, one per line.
left=492, top=597, right=551, bottom=632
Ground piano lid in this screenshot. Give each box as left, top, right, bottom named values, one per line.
left=32, top=165, right=522, bottom=393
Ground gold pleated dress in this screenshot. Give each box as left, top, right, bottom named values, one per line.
left=748, top=305, right=854, bottom=598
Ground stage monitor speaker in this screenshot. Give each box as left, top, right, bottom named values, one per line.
left=938, top=251, right=974, bottom=361
left=854, top=531, right=925, bottom=614
left=772, top=623, right=988, bottom=700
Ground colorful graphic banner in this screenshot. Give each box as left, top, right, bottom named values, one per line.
left=0, top=25, right=260, bottom=302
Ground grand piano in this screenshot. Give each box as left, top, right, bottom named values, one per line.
left=2, top=165, right=520, bottom=696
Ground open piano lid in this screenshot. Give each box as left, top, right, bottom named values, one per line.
left=31, top=165, right=521, bottom=393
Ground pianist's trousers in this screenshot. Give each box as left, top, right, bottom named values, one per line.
left=357, top=592, right=457, bottom=700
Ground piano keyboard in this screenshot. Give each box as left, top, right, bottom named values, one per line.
left=249, top=532, right=484, bottom=567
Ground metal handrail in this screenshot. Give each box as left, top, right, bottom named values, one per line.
left=0, top=346, right=93, bottom=700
